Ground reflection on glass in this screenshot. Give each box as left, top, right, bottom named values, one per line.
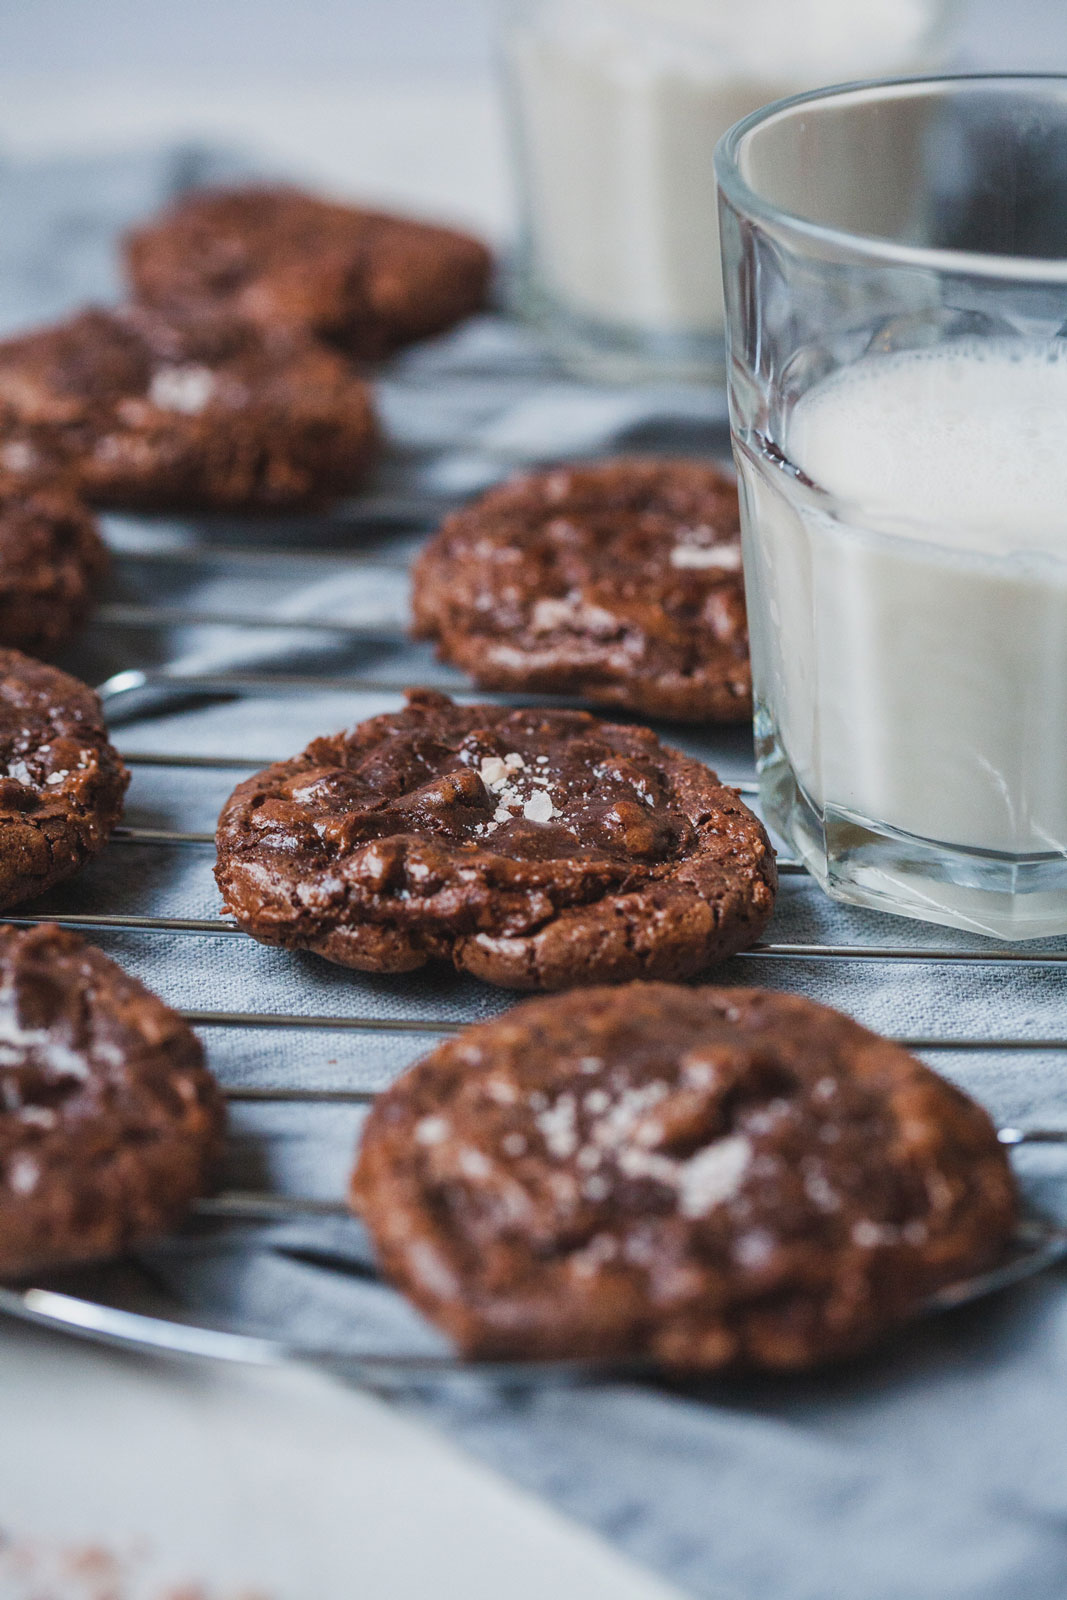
left=717, top=77, right=1067, bottom=939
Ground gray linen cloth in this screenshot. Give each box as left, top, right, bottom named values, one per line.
left=2, top=147, right=1067, bottom=1600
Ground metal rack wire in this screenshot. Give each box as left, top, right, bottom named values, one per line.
left=2, top=339, right=1065, bottom=1378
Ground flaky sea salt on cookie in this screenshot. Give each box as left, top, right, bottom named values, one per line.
left=352, top=983, right=1018, bottom=1369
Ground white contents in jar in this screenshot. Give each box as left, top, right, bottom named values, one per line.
left=508, top=0, right=940, bottom=335
left=740, top=340, right=1067, bottom=863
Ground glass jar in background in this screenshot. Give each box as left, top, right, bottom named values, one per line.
left=498, top=0, right=955, bottom=382
left=716, top=75, right=1067, bottom=941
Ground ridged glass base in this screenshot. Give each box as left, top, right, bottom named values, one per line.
left=757, top=713, right=1067, bottom=941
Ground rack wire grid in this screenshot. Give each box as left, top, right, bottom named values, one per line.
left=1, top=315, right=1066, bottom=1382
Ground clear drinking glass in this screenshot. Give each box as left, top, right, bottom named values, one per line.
left=716, top=75, right=1067, bottom=941
left=499, top=0, right=954, bottom=382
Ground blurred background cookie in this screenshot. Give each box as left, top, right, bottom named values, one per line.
left=0, top=304, right=380, bottom=511
left=124, top=183, right=494, bottom=360
left=0, top=922, right=224, bottom=1278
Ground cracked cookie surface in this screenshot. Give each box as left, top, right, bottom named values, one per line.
left=214, top=688, right=776, bottom=990
left=352, top=983, right=1018, bottom=1367
left=0, top=923, right=224, bottom=1277
left=0, top=649, right=128, bottom=909
left=124, top=183, right=493, bottom=360
left=412, top=459, right=750, bottom=722
left=0, top=304, right=380, bottom=510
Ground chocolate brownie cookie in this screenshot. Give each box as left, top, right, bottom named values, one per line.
left=215, top=689, right=775, bottom=989
left=0, top=923, right=224, bottom=1277
left=0, top=305, right=379, bottom=511
left=0, top=650, right=128, bottom=908
left=0, top=473, right=107, bottom=656
left=352, top=984, right=1018, bottom=1368
left=124, top=184, right=493, bottom=360
left=412, top=459, right=750, bottom=723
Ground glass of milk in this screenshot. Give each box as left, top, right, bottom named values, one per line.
left=498, top=0, right=953, bottom=380
left=716, top=75, right=1067, bottom=941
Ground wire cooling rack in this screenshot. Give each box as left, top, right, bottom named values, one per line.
left=1, top=320, right=1066, bottom=1381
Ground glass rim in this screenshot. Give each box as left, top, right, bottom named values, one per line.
left=714, top=72, right=1067, bottom=284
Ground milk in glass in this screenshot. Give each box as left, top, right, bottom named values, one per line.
left=506, top=0, right=942, bottom=338
left=737, top=340, right=1067, bottom=938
